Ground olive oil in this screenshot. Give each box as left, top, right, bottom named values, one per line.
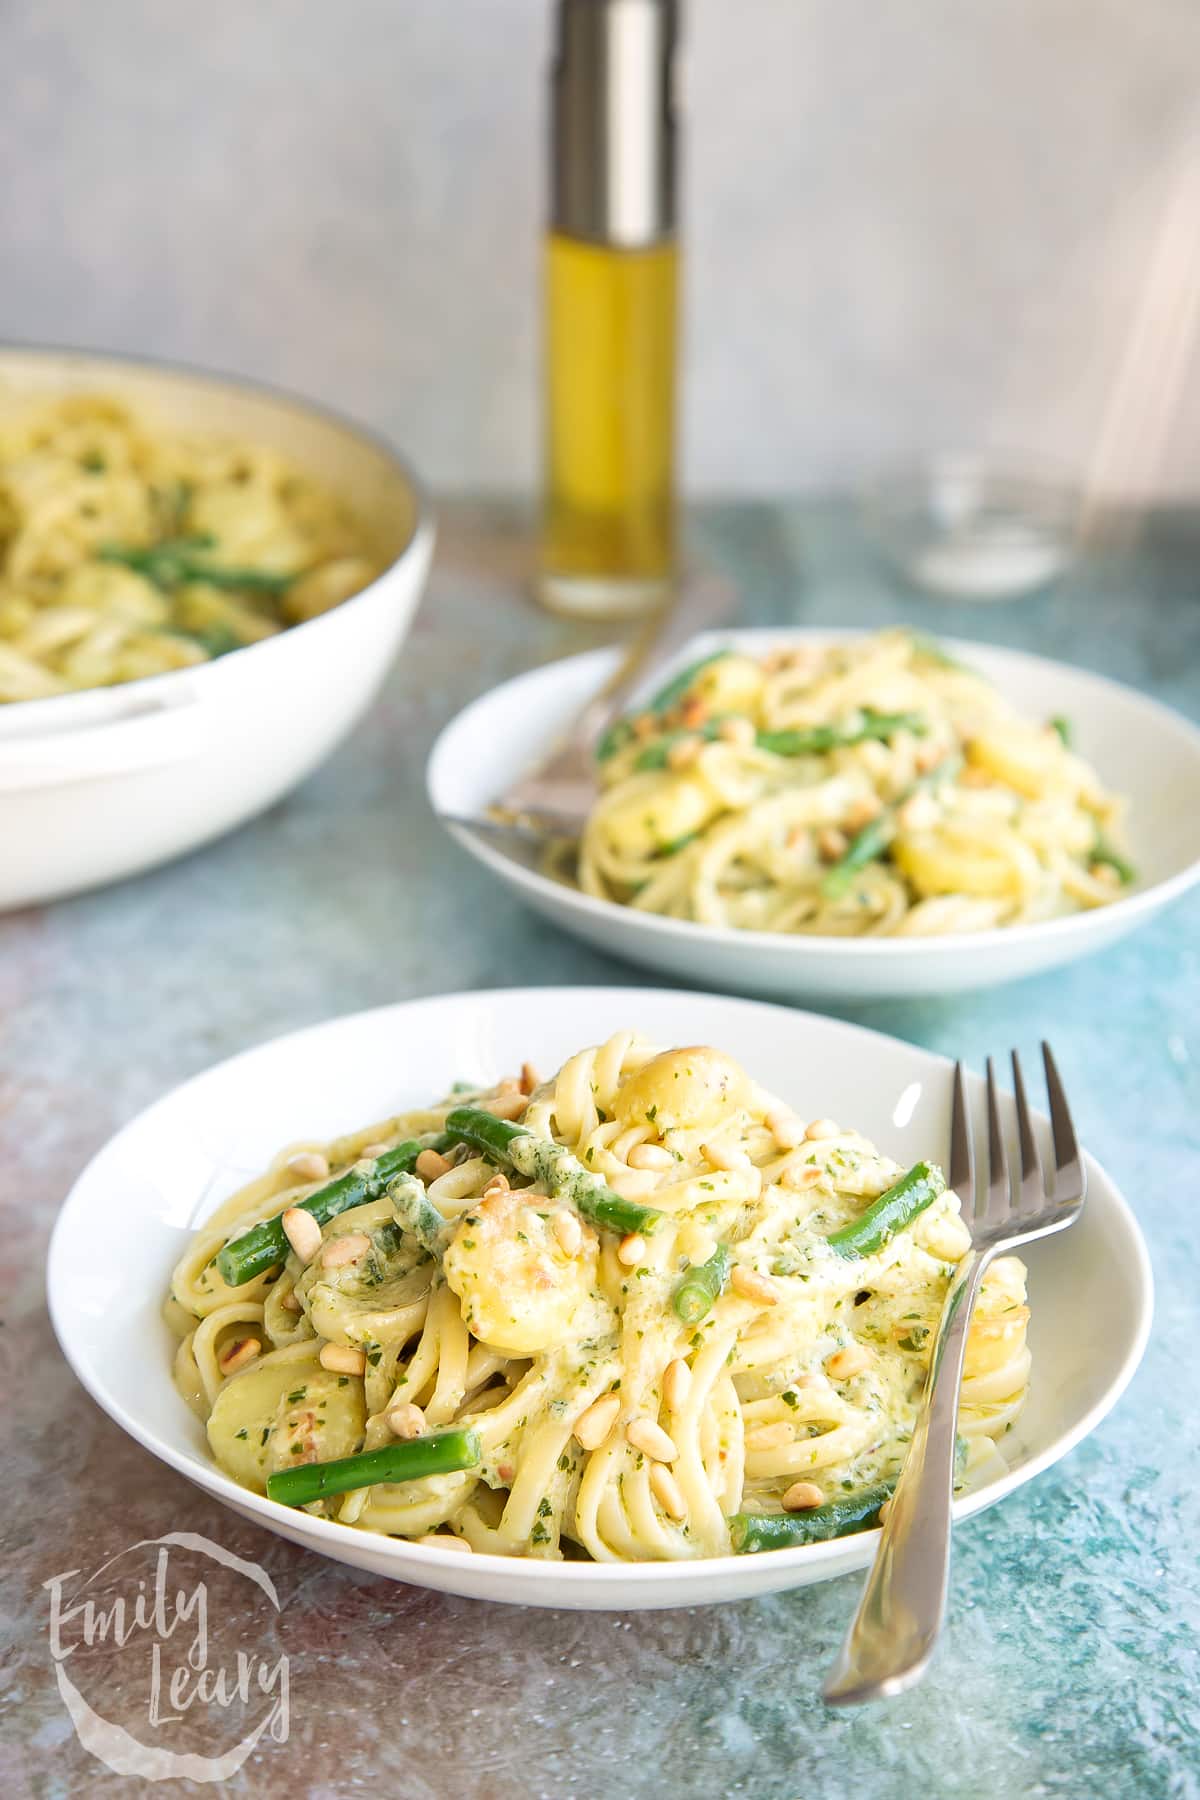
left=540, top=0, right=679, bottom=620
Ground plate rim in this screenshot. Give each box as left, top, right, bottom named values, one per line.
left=47, top=985, right=1155, bottom=1595
left=427, top=628, right=1200, bottom=960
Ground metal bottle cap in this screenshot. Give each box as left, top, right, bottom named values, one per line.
left=551, top=0, right=678, bottom=248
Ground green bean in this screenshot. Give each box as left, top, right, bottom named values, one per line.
left=756, top=709, right=926, bottom=759
left=730, top=1482, right=893, bottom=1552
left=99, top=535, right=296, bottom=595
left=443, top=1106, right=662, bottom=1237
left=1049, top=715, right=1073, bottom=748
left=672, top=1244, right=731, bottom=1324
left=820, top=815, right=895, bottom=899
left=826, top=1161, right=945, bottom=1260
left=595, top=651, right=731, bottom=762
left=1091, top=833, right=1136, bottom=885
left=388, top=1172, right=453, bottom=1256
left=265, top=1427, right=481, bottom=1508
left=216, top=1140, right=432, bottom=1286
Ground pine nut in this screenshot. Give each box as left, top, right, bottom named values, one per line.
left=782, top=1480, right=824, bottom=1511
left=617, top=1233, right=647, bottom=1267
left=787, top=825, right=814, bottom=857
left=817, top=826, right=848, bottom=862
left=417, top=1533, right=473, bottom=1551
left=386, top=1401, right=426, bottom=1439
left=280, top=1289, right=302, bottom=1313
left=649, top=1462, right=688, bottom=1521
left=627, top=1142, right=675, bottom=1171
left=680, top=696, right=709, bottom=728
left=554, top=1210, right=583, bottom=1257
left=1090, top=861, right=1121, bottom=887
left=844, top=793, right=883, bottom=831
left=914, top=741, right=945, bottom=774
left=701, top=1138, right=750, bottom=1173
left=416, top=1149, right=452, bottom=1181
left=626, top=1417, right=678, bottom=1463
left=482, top=1091, right=528, bottom=1120
left=805, top=1118, right=841, bottom=1141
left=765, top=1109, right=803, bottom=1151
left=574, top=1392, right=621, bottom=1451
left=667, top=735, right=702, bottom=770
left=781, top=1158, right=823, bottom=1191
left=319, top=1342, right=366, bottom=1375
left=662, top=1358, right=691, bottom=1411
left=287, top=1151, right=330, bottom=1183
left=481, top=1172, right=510, bottom=1198
left=717, top=715, right=756, bottom=747
left=731, top=1266, right=779, bottom=1306
left=745, top=1421, right=793, bottom=1451
left=281, top=1206, right=322, bottom=1264
left=632, top=712, right=657, bottom=740
left=320, top=1231, right=371, bottom=1269
left=520, top=1061, right=541, bottom=1095
left=825, top=1343, right=871, bottom=1380
left=218, top=1335, right=261, bottom=1375
left=360, top=1142, right=390, bottom=1161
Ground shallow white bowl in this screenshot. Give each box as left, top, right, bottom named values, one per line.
left=48, top=986, right=1152, bottom=1611
left=0, top=346, right=434, bottom=910
left=428, top=631, right=1200, bottom=1000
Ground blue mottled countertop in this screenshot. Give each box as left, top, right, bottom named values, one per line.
left=3, top=500, right=1198, bottom=1798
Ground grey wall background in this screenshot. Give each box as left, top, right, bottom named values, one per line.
left=3, top=0, right=1200, bottom=497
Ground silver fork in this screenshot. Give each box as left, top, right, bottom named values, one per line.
left=822, top=1044, right=1086, bottom=1706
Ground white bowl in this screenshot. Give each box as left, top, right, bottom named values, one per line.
left=47, top=986, right=1152, bottom=1612
left=428, top=631, right=1200, bottom=1000
left=0, top=346, right=434, bottom=910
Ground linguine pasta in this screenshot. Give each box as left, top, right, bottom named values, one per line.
left=569, top=631, right=1135, bottom=937
left=167, top=1033, right=1030, bottom=1561
left=0, top=393, right=379, bottom=702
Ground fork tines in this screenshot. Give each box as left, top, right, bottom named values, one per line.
left=951, top=1043, right=1086, bottom=1235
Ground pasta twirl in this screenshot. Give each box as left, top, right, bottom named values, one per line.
left=563, top=631, right=1135, bottom=937
left=167, top=1034, right=1031, bottom=1560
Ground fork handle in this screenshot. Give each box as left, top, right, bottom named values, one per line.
left=822, top=1246, right=994, bottom=1705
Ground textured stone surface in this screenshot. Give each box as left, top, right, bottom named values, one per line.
left=2, top=500, right=1198, bottom=1798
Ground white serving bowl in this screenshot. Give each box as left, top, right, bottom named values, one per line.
left=428, top=631, right=1200, bottom=1000
left=48, top=986, right=1152, bottom=1612
left=0, top=347, right=434, bottom=910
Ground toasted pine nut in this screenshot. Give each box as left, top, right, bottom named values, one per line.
left=416, top=1149, right=452, bottom=1182
left=914, top=741, right=945, bottom=774
left=281, top=1206, right=322, bottom=1264
left=787, top=825, right=814, bottom=857
left=782, top=1158, right=823, bottom=1191
left=632, top=712, right=657, bottom=740
left=360, top=1141, right=390, bottom=1160
left=667, top=735, right=702, bottom=770
left=662, top=1358, right=691, bottom=1411
left=745, top=1421, right=793, bottom=1451
left=554, top=1210, right=583, bottom=1257
left=626, top=1416, right=678, bottom=1462
left=680, top=696, right=709, bottom=728
left=1089, top=861, right=1121, bottom=887
left=574, top=1392, right=621, bottom=1451
left=280, top=1288, right=302, bottom=1313
left=649, top=1462, right=688, bottom=1521
left=319, top=1342, right=366, bottom=1376
left=386, top=1401, right=426, bottom=1439
left=416, top=1533, right=473, bottom=1551
left=218, top=1335, right=261, bottom=1375
left=618, top=1233, right=646, bottom=1267
left=520, top=1061, right=541, bottom=1095
left=731, top=1266, right=779, bottom=1306
left=700, top=1138, right=750, bottom=1173
left=817, top=826, right=848, bottom=862
left=482, top=1091, right=528, bottom=1120
left=287, top=1151, right=329, bottom=1183
left=481, top=1171, right=509, bottom=1198
left=782, top=1480, right=824, bottom=1512
left=715, top=714, right=755, bottom=747
left=844, top=793, right=883, bottom=831
left=825, top=1343, right=871, bottom=1380
left=804, top=1118, right=841, bottom=1141
left=765, top=1109, right=803, bottom=1151
left=628, top=1142, right=676, bottom=1171
left=320, top=1231, right=371, bottom=1269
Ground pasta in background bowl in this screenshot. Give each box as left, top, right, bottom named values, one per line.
left=429, top=631, right=1200, bottom=1000
left=48, top=988, right=1152, bottom=1610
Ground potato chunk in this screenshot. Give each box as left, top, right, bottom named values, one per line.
left=612, top=1046, right=751, bottom=1134
left=444, top=1192, right=599, bottom=1355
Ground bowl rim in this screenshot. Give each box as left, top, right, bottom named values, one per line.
left=0, top=339, right=434, bottom=725
left=428, top=628, right=1200, bottom=960
left=45, top=985, right=1154, bottom=1592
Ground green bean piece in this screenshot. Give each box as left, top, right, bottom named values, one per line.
left=388, top=1172, right=453, bottom=1257
left=757, top=709, right=926, bottom=759
left=266, top=1427, right=481, bottom=1509
left=216, top=1140, right=430, bottom=1286
left=1049, top=715, right=1073, bottom=748
left=98, top=536, right=296, bottom=595
left=673, top=1244, right=732, bottom=1324
left=443, top=1106, right=663, bottom=1237
left=595, top=651, right=732, bottom=762
left=634, top=720, right=725, bottom=771
left=820, top=814, right=895, bottom=899
left=730, top=1482, right=894, bottom=1552
left=1091, top=833, right=1136, bottom=885
left=826, top=1161, right=946, bottom=1260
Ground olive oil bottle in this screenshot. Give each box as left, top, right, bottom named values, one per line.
left=540, top=0, right=679, bottom=619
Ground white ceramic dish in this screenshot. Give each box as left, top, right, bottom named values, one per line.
left=48, top=986, right=1152, bottom=1611
left=0, top=346, right=434, bottom=911
left=428, top=631, right=1200, bottom=1000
